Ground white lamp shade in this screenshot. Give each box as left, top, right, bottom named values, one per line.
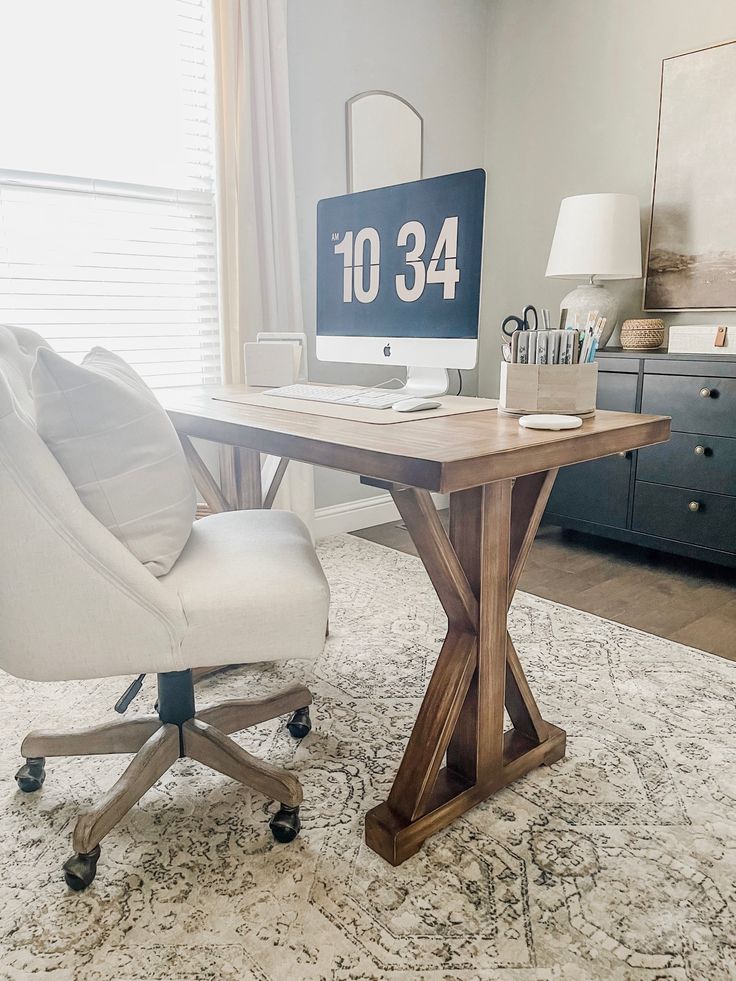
left=546, top=193, right=642, bottom=280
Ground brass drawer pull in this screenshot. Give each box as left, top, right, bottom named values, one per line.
left=699, top=387, right=713, bottom=398
left=688, top=500, right=701, bottom=512
left=694, top=445, right=706, bottom=456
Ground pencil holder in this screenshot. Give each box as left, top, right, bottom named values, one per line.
left=498, top=362, right=598, bottom=416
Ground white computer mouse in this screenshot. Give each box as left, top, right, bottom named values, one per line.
left=519, top=414, right=583, bottom=430
left=392, top=397, right=442, bottom=413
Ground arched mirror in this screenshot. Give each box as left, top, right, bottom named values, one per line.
left=346, top=91, right=423, bottom=193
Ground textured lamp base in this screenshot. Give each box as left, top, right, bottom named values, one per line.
left=560, top=283, right=618, bottom=347
left=17, top=673, right=313, bottom=891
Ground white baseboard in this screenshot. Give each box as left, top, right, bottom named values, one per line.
left=314, top=491, right=448, bottom=539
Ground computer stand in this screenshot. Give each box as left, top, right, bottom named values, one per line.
left=397, top=366, right=450, bottom=398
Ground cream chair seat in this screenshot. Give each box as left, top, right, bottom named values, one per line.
left=160, top=509, right=328, bottom=668
left=0, top=325, right=330, bottom=891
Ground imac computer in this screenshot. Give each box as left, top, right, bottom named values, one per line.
left=315, top=168, right=486, bottom=398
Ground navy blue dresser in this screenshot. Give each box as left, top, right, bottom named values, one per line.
left=544, top=349, right=736, bottom=568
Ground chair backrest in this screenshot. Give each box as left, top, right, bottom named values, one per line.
left=0, top=323, right=51, bottom=422
left=0, top=326, right=187, bottom=682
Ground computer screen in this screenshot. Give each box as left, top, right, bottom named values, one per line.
left=316, top=169, right=485, bottom=344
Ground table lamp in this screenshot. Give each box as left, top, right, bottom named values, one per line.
left=546, top=193, right=642, bottom=348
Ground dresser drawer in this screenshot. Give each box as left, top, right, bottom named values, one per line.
left=547, top=452, right=632, bottom=526
left=597, top=370, right=638, bottom=412
left=636, top=432, right=736, bottom=495
left=641, top=373, right=736, bottom=437
left=632, top=482, right=736, bottom=553
left=546, top=368, right=636, bottom=526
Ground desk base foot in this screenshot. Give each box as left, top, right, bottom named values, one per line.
left=365, top=724, right=566, bottom=866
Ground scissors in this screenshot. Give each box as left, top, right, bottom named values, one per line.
left=502, top=304, right=538, bottom=337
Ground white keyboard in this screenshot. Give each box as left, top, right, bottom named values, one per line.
left=264, top=383, right=403, bottom=409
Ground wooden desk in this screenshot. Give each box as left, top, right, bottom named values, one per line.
left=161, top=385, right=670, bottom=866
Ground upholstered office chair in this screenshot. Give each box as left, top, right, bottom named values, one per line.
left=0, top=326, right=330, bottom=890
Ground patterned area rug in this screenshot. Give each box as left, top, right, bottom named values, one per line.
left=1, top=534, right=735, bottom=980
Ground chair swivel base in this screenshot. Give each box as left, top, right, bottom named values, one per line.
left=15, top=670, right=313, bottom=891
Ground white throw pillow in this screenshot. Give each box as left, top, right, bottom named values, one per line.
left=32, top=347, right=196, bottom=576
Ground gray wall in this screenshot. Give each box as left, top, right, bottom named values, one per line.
left=287, top=0, right=489, bottom=508
left=480, top=0, right=736, bottom=397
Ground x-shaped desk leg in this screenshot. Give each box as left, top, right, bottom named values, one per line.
left=179, top=435, right=290, bottom=514
left=364, top=470, right=565, bottom=866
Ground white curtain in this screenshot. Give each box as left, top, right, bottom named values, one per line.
left=213, top=0, right=314, bottom=526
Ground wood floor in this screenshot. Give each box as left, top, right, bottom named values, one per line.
left=353, top=517, right=736, bottom=662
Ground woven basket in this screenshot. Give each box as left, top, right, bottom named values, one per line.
left=620, top=319, right=665, bottom=350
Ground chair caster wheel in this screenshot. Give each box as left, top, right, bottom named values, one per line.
left=286, top=707, right=311, bottom=739
left=63, top=845, right=100, bottom=891
left=15, top=757, right=46, bottom=793
left=269, top=804, right=301, bottom=843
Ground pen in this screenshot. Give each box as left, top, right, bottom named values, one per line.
left=587, top=318, right=605, bottom=362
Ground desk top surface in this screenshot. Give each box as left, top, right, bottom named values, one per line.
left=161, top=385, right=671, bottom=493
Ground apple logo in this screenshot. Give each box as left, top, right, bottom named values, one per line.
left=383, top=343, right=391, bottom=357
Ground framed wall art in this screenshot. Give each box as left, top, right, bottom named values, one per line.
left=644, top=39, right=736, bottom=311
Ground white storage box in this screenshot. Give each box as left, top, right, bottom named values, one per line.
left=668, top=324, right=735, bottom=354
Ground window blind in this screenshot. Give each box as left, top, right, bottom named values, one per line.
left=0, top=0, right=220, bottom=388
